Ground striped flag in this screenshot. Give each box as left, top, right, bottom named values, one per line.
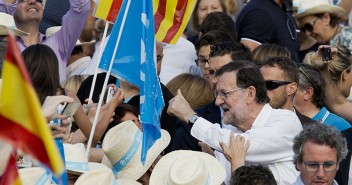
left=0, top=150, right=21, bottom=185
left=0, top=34, right=65, bottom=181
left=153, top=0, right=196, bottom=44
left=93, top=0, right=123, bottom=23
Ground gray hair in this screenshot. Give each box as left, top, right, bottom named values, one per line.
left=293, top=124, right=348, bottom=164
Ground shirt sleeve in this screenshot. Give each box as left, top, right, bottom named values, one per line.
left=191, top=113, right=301, bottom=164
left=0, top=0, right=17, bottom=15
left=238, top=8, right=274, bottom=44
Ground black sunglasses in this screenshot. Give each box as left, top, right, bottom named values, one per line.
left=18, top=0, right=43, bottom=4
left=300, top=18, right=319, bottom=33
left=265, top=80, right=292, bottom=90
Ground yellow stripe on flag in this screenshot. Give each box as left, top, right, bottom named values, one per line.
left=169, top=0, right=196, bottom=44
left=155, top=0, right=178, bottom=41
left=94, top=0, right=113, bottom=20
left=153, top=0, right=160, bottom=15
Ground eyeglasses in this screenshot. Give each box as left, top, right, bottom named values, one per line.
left=265, top=80, right=292, bottom=90
left=300, top=18, right=319, bottom=33
left=18, top=0, right=43, bottom=4
left=299, top=68, right=314, bottom=86
left=213, top=87, right=242, bottom=99
left=195, top=58, right=209, bottom=67
left=287, top=13, right=297, bottom=40
left=303, top=161, right=338, bottom=172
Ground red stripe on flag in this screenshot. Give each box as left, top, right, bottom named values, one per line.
left=0, top=114, right=52, bottom=170
left=154, top=0, right=167, bottom=34
left=162, top=0, right=188, bottom=43
left=107, top=0, right=123, bottom=23
left=5, top=35, right=33, bottom=86
left=0, top=150, right=20, bottom=185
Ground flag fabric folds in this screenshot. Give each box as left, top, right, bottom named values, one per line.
left=0, top=150, right=21, bottom=185
left=93, top=0, right=123, bottom=23
left=0, top=34, right=65, bottom=180
left=153, top=0, right=196, bottom=44
left=99, top=0, right=164, bottom=163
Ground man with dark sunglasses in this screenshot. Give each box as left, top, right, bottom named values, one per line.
left=260, top=57, right=316, bottom=127
left=292, top=124, right=347, bottom=185
left=0, top=0, right=90, bottom=82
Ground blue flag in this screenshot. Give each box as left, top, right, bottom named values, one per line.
left=99, top=0, right=164, bottom=164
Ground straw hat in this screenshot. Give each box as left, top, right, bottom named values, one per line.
left=75, top=167, right=142, bottom=185
left=295, top=0, right=345, bottom=19
left=0, top=12, right=29, bottom=36
left=0, top=141, right=11, bottom=176
left=45, top=26, right=95, bottom=46
left=63, top=143, right=105, bottom=175
left=18, top=167, right=52, bottom=185
left=150, top=150, right=226, bottom=185
left=101, top=120, right=170, bottom=180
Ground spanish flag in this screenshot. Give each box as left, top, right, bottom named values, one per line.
left=154, top=0, right=196, bottom=44
left=0, top=34, right=64, bottom=180
left=93, top=0, right=123, bottom=23
left=0, top=150, right=21, bottom=185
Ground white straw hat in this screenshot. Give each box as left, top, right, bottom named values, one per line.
left=0, top=12, right=29, bottom=36
left=18, top=167, right=52, bottom=185
left=0, top=141, right=12, bottom=176
left=150, top=150, right=226, bottom=185
left=75, top=167, right=142, bottom=185
left=295, top=0, right=345, bottom=19
left=45, top=26, right=95, bottom=46
left=63, top=143, right=105, bottom=175
left=101, top=120, right=170, bottom=180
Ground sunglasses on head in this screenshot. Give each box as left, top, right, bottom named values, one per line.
left=265, top=80, right=292, bottom=90
left=18, top=0, right=43, bottom=4
left=300, top=18, right=319, bottom=33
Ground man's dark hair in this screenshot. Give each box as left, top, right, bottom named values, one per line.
left=209, top=41, right=251, bottom=61
left=215, top=60, right=270, bottom=104
left=262, top=56, right=299, bottom=83
left=232, top=165, right=277, bottom=185
left=0, top=40, right=7, bottom=77
left=199, top=12, right=237, bottom=41
left=297, top=64, right=325, bottom=108
left=195, top=30, right=233, bottom=54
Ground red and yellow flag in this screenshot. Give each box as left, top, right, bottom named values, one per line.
left=0, top=34, right=64, bottom=178
left=154, top=0, right=196, bottom=44
left=93, top=0, right=123, bottom=23
left=0, top=150, right=21, bottom=185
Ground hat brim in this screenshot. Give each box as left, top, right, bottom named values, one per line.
left=102, top=129, right=170, bottom=181
left=115, top=179, right=142, bottom=185
left=67, top=162, right=106, bottom=175
left=295, top=5, right=345, bottom=19
left=149, top=150, right=226, bottom=185
left=0, top=26, right=29, bottom=36
left=75, top=40, right=96, bottom=46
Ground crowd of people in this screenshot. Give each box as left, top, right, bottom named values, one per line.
left=0, top=0, right=352, bottom=184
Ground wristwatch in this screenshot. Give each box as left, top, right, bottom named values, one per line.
left=188, top=113, right=199, bottom=126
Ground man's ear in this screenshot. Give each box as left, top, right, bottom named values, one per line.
left=287, top=82, right=298, bottom=96
left=303, top=86, right=314, bottom=101
left=246, top=86, right=256, bottom=104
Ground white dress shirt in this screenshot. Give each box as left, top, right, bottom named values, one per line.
left=191, top=104, right=303, bottom=185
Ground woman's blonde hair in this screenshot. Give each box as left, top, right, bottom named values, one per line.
left=61, top=75, right=88, bottom=94
left=166, top=73, right=213, bottom=109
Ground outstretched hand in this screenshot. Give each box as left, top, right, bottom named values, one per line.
left=220, top=133, right=250, bottom=172
left=42, top=95, right=74, bottom=121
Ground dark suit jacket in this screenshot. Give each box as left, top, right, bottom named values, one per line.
left=171, top=100, right=221, bottom=151
left=335, top=127, right=352, bottom=185
left=295, top=109, right=317, bottom=128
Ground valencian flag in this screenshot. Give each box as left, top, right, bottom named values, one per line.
left=93, top=0, right=123, bottom=23
left=98, top=0, right=164, bottom=164
left=154, top=0, right=196, bottom=44
left=0, top=34, right=65, bottom=182
left=0, top=150, right=21, bottom=185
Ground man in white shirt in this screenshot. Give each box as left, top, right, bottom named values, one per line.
left=292, top=124, right=348, bottom=185
left=168, top=60, right=303, bottom=184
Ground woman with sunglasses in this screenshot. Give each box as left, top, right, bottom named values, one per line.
left=295, top=0, right=351, bottom=52
left=306, top=45, right=352, bottom=124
